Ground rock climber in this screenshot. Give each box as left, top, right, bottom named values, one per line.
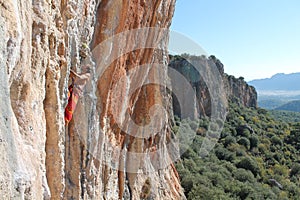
left=65, top=66, right=91, bottom=124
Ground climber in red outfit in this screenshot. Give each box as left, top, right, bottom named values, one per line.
left=65, top=66, right=91, bottom=124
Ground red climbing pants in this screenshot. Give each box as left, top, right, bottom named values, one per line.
left=65, top=84, right=79, bottom=124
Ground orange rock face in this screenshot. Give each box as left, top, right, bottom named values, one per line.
left=1, top=0, right=184, bottom=199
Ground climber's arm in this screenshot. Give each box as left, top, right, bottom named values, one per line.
left=70, top=69, right=80, bottom=79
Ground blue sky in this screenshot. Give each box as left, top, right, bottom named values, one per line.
left=169, top=0, right=300, bottom=81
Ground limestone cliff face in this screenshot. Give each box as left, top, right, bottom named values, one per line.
left=210, top=56, right=257, bottom=108
left=169, top=55, right=257, bottom=118
left=224, top=74, right=257, bottom=108
left=0, top=0, right=184, bottom=199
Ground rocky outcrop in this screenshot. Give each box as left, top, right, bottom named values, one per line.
left=169, top=55, right=257, bottom=118
left=224, top=74, right=257, bottom=108
left=0, top=0, right=184, bottom=199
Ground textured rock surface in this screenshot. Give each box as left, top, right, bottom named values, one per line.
left=169, top=55, right=257, bottom=118
left=0, top=0, right=184, bottom=199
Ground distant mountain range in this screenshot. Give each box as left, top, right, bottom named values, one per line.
left=258, top=99, right=289, bottom=110
left=248, top=72, right=300, bottom=111
left=248, top=72, right=300, bottom=91
left=275, top=100, right=300, bottom=112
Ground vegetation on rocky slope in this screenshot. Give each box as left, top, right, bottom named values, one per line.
left=175, top=101, right=300, bottom=200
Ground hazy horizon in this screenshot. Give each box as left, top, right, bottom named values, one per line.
left=248, top=71, right=300, bottom=82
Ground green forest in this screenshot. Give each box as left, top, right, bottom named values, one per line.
left=269, top=110, right=300, bottom=123
left=174, top=101, right=300, bottom=200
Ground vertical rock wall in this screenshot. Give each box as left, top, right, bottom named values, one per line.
left=1, top=0, right=184, bottom=199
left=169, top=55, right=257, bottom=118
